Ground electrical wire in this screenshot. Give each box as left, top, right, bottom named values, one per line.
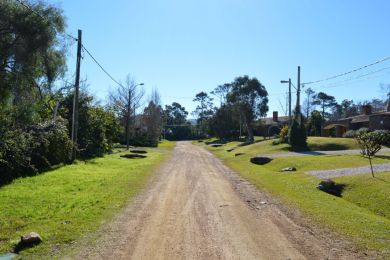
left=81, top=45, right=125, bottom=88
left=304, top=55, right=390, bottom=85
left=311, top=66, right=390, bottom=91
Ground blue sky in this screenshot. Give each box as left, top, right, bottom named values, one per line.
left=54, top=0, right=390, bottom=118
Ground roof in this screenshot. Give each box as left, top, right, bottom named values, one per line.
left=350, top=115, right=369, bottom=123
left=262, top=116, right=289, bottom=126
left=329, top=111, right=390, bottom=125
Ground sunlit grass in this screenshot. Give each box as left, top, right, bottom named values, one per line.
left=201, top=139, right=390, bottom=256
left=0, top=142, right=175, bottom=257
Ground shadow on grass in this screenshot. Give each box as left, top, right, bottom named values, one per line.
left=205, top=139, right=228, bottom=145
left=375, top=155, right=390, bottom=160
left=374, top=176, right=390, bottom=184
left=308, top=143, right=350, bottom=151
left=318, top=184, right=347, bottom=197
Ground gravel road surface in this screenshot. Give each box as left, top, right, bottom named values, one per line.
left=74, top=142, right=369, bottom=260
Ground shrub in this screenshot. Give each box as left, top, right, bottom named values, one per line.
left=372, top=130, right=390, bottom=146
left=354, top=129, right=388, bottom=177
left=279, top=125, right=289, bottom=143
left=0, top=129, right=36, bottom=184
left=343, top=130, right=356, bottom=138
left=28, top=119, right=73, bottom=169
left=0, top=119, right=73, bottom=185
left=288, top=118, right=307, bottom=148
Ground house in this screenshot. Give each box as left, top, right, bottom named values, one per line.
left=255, top=111, right=289, bottom=136
left=322, top=105, right=390, bottom=137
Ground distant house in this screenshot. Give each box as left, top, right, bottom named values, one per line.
left=322, top=105, right=390, bottom=137
left=255, top=111, right=289, bottom=136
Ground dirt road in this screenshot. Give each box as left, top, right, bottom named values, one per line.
left=75, top=142, right=363, bottom=259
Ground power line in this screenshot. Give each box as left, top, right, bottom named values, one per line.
left=311, top=65, right=390, bottom=91
left=81, top=44, right=125, bottom=88
left=304, top=55, right=390, bottom=85
left=14, top=0, right=78, bottom=41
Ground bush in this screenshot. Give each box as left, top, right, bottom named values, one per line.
left=279, top=125, right=289, bottom=143
left=372, top=130, right=390, bottom=146
left=0, top=129, right=36, bottom=184
left=0, top=119, right=73, bottom=185
left=343, top=130, right=356, bottom=138
left=28, top=119, right=73, bottom=169
left=288, top=118, right=307, bottom=148
left=354, top=129, right=388, bottom=177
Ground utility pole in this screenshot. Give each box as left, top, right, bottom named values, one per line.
left=133, top=102, right=136, bottom=137
left=296, top=66, right=301, bottom=111
left=288, top=78, right=292, bottom=124
left=71, top=29, right=82, bottom=160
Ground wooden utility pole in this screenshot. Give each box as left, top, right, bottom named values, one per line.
left=296, top=66, right=301, bottom=111
left=288, top=78, right=292, bottom=124
left=71, top=29, right=82, bottom=160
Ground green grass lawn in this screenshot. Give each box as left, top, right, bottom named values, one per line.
left=0, top=141, right=175, bottom=257
left=203, top=136, right=361, bottom=155
left=201, top=138, right=390, bottom=257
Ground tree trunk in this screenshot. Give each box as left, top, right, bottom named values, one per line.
left=246, top=122, right=254, bottom=143
left=368, top=155, right=375, bottom=177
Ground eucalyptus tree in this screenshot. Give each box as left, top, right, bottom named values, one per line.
left=227, top=76, right=268, bottom=143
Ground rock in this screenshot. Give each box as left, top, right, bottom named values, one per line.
left=226, top=148, right=234, bottom=152
left=317, top=179, right=335, bottom=189
left=209, top=143, right=223, bottom=147
left=130, top=149, right=147, bottom=154
left=317, top=179, right=345, bottom=197
left=235, top=153, right=245, bottom=157
left=250, top=156, right=272, bottom=165
left=21, top=232, right=42, bottom=246
left=281, top=167, right=297, bottom=172
left=120, top=154, right=147, bottom=159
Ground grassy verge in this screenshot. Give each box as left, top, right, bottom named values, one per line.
left=202, top=136, right=361, bottom=155
left=201, top=138, right=390, bottom=257
left=0, top=141, right=175, bottom=257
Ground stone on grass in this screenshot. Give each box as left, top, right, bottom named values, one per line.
left=317, top=179, right=335, bottom=189
left=316, top=179, right=345, bottom=197
left=226, top=148, right=235, bottom=152
left=250, top=156, right=272, bottom=165
left=281, top=167, right=297, bottom=172
left=209, top=143, right=223, bottom=147
left=130, top=149, right=147, bottom=154
left=120, top=154, right=147, bottom=159
left=21, top=232, right=42, bottom=246
left=235, top=153, right=245, bottom=157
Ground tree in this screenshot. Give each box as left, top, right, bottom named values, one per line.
left=340, top=99, right=358, bottom=118
left=312, top=92, right=337, bottom=120
left=59, top=91, right=120, bottom=158
left=211, top=83, right=232, bottom=106
left=0, top=0, right=67, bottom=127
left=109, top=75, right=144, bottom=149
left=163, top=102, right=191, bottom=140
left=288, top=109, right=307, bottom=148
left=303, top=88, right=316, bottom=119
left=142, top=89, right=163, bottom=143
left=193, top=91, right=214, bottom=137
left=227, top=76, right=269, bottom=143
left=306, top=110, right=323, bottom=136
left=355, top=129, right=389, bottom=177
left=209, top=104, right=239, bottom=140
